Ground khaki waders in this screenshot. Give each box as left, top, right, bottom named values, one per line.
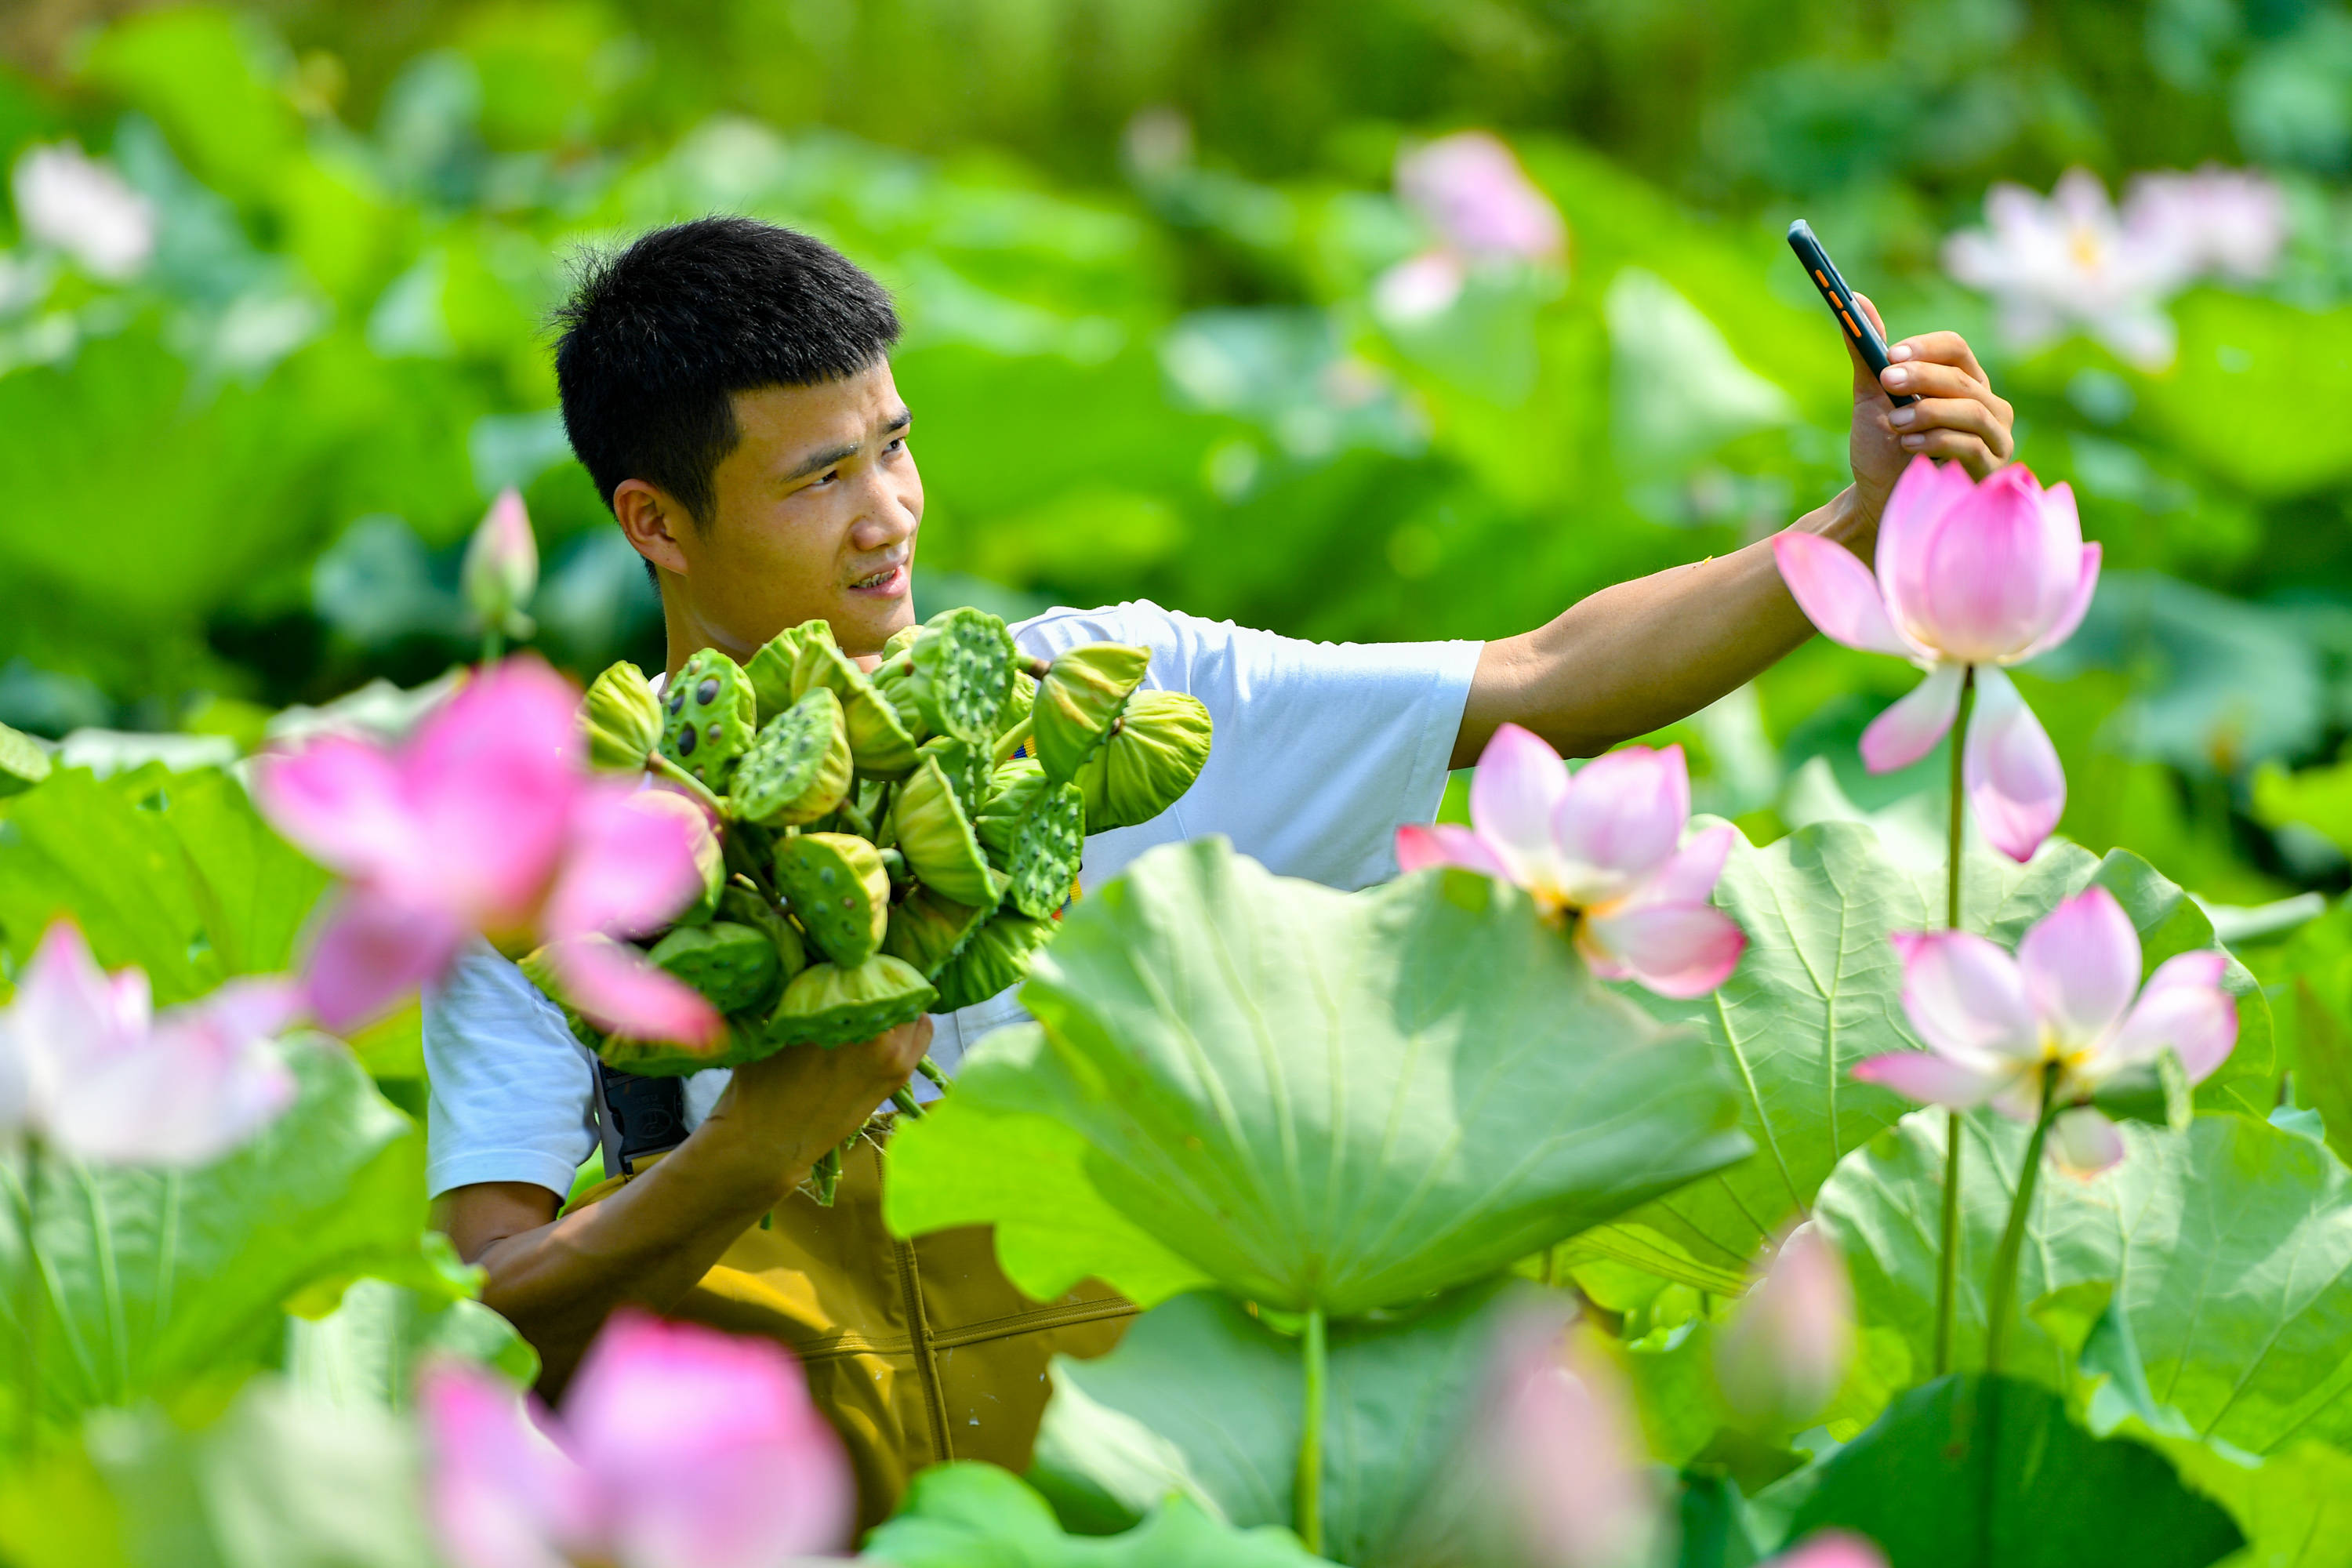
left=566, top=1125, right=1136, bottom=1530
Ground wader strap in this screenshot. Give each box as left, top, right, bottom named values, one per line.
left=591, top=1061, right=689, bottom=1178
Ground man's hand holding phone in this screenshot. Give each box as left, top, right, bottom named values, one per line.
left=1843, top=292, right=2014, bottom=523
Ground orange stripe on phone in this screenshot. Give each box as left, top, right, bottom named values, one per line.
left=1813, top=270, right=1831, bottom=289
left=1838, top=310, right=1861, bottom=337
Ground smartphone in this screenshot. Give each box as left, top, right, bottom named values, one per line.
left=1786, top=220, right=1917, bottom=408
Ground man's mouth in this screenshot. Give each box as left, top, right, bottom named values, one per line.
left=849, top=562, right=907, bottom=594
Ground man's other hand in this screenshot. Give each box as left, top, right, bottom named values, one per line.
left=1846, top=293, right=2014, bottom=525
left=701, top=1015, right=936, bottom=1201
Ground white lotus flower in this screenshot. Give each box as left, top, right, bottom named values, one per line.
left=10, top=143, right=155, bottom=281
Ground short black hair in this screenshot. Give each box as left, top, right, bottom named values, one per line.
left=552, top=216, right=900, bottom=527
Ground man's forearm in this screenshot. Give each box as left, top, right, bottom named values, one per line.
left=1457, top=488, right=1870, bottom=765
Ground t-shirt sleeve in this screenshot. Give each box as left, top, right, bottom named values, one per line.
left=1018, top=601, right=1481, bottom=891
left=421, top=941, right=600, bottom=1201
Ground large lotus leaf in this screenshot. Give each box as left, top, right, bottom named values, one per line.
left=887, top=837, right=1751, bottom=1319
left=1591, top=825, right=2270, bottom=1290
left=277, top=1273, right=539, bottom=1411
left=1030, top=1283, right=1524, bottom=1568
left=863, top=1462, right=1325, bottom=1568
left=1779, top=1374, right=2241, bottom=1568
left=0, top=764, right=331, bottom=1005
left=1814, top=1109, right=2352, bottom=1457
left=0, top=1045, right=441, bottom=1439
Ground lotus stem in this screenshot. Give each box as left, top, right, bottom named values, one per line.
left=481, top=629, right=505, bottom=666
left=890, top=1087, right=925, bottom=1120
left=1984, top=1065, right=2060, bottom=1375
left=992, top=714, right=1034, bottom=768
left=647, top=752, right=727, bottom=819
left=15, top=1136, right=40, bottom=1457
left=1297, top=1305, right=1327, bottom=1555
left=916, top=1057, right=951, bottom=1094
left=1933, top=666, right=1979, bottom=1377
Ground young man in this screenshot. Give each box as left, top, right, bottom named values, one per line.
left=428, top=217, right=2013, bottom=1519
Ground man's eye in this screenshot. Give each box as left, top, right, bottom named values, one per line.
left=884, top=437, right=906, bottom=456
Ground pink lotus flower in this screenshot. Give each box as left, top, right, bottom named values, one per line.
left=1486, top=1311, right=1657, bottom=1568
left=254, top=658, right=720, bottom=1047
left=1715, top=1225, right=1855, bottom=1430
left=1773, top=457, right=2098, bottom=862
left=1943, top=168, right=2190, bottom=369
left=423, top=1312, right=854, bottom=1568
left=2126, top=165, right=2288, bottom=285
left=1396, top=724, right=1744, bottom=997
left=462, top=488, right=539, bottom=642
left=1853, top=886, right=2237, bottom=1175
left=0, top=920, right=296, bottom=1165
left=1772, top=1535, right=1886, bottom=1568
left=1377, top=131, right=1565, bottom=324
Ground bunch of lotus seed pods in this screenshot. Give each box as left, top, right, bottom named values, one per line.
left=559, top=608, right=1211, bottom=1200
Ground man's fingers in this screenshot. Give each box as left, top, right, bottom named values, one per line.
left=1845, top=292, right=1887, bottom=394
left=1889, top=396, right=2014, bottom=461
left=1888, top=328, right=1990, bottom=387
left=1893, top=426, right=2001, bottom=477
left=1879, top=359, right=1996, bottom=405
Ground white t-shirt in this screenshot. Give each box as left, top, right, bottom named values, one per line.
left=420, top=600, right=1482, bottom=1200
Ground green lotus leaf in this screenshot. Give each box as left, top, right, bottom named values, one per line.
left=772, top=831, right=891, bottom=967
left=887, top=837, right=1751, bottom=1317
left=579, top=661, right=663, bottom=774
left=882, top=885, right=994, bottom=979
left=1587, top=826, right=2271, bottom=1291
left=907, top=605, right=1018, bottom=743
left=646, top=920, right=782, bottom=1014
left=1816, top=1107, right=2352, bottom=1457
left=719, top=881, right=808, bottom=981
left=975, top=757, right=1051, bottom=860
left=793, top=622, right=923, bottom=778
left=931, top=908, right=1056, bottom=1012
left=1073, top=689, right=1210, bottom=832
left=0, top=720, right=50, bottom=798
left=892, top=753, right=1005, bottom=909
left=732, top=688, right=854, bottom=828
left=1032, top=641, right=1151, bottom=782
left=862, top=1463, right=1327, bottom=1568
left=768, top=953, right=937, bottom=1046
left=658, top=647, right=758, bottom=789
left=1008, top=779, right=1085, bottom=920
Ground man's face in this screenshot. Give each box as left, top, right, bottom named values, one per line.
left=668, top=361, right=922, bottom=659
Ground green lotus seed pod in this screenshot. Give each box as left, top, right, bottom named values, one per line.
left=869, top=652, right=927, bottom=744
left=1031, top=642, right=1151, bottom=782
left=994, top=667, right=1038, bottom=738
left=718, top=882, right=808, bottom=980
left=881, top=886, right=994, bottom=978
left=916, top=734, right=991, bottom=818
left=880, top=626, right=920, bottom=661
left=907, top=607, right=1018, bottom=744
left=932, top=910, right=1057, bottom=1013
left=772, top=831, right=891, bottom=967
left=891, top=754, right=1007, bottom=909
left=794, top=626, right=924, bottom=779
left=974, top=758, right=1049, bottom=861
left=732, top=688, right=854, bottom=828
left=768, top=954, right=937, bottom=1047
left=598, top=1016, right=780, bottom=1078
left=646, top=920, right=782, bottom=1014
left=1007, top=780, right=1085, bottom=920
left=1072, top=690, right=1214, bottom=833
left=744, top=624, right=820, bottom=723
left=659, top=648, right=758, bottom=789
left=579, top=662, right=663, bottom=774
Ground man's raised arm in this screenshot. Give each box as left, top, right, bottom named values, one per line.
left=1456, top=309, right=2016, bottom=766
left=435, top=1019, right=931, bottom=1393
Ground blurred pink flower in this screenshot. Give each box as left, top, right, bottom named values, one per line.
left=1487, top=1310, right=1657, bottom=1568
left=1853, top=885, right=2238, bottom=1174
left=2126, top=165, right=2288, bottom=285
left=1715, top=1225, right=1855, bottom=1430
left=1770, top=1533, right=1886, bottom=1568
left=10, top=142, right=154, bottom=281
left=1773, top=457, right=2097, bottom=862
left=1396, top=724, right=1745, bottom=997
left=1373, top=249, right=1469, bottom=323
left=463, top=488, right=539, bottom=641
left=254, top=658, right=720, bottom=1046
left=1943, top=168, right=2189, bottom=369
left=0, top=920, right=296, bottom=1165
left=1377, top=131, right=1564, bottom=325
left=423, top=1312, right=855, bottom=1568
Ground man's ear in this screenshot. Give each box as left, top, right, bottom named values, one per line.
left=613, top=479, right=692, bottom=576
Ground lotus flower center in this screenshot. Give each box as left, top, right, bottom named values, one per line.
left=2069, top=225, right=2104, bottom=274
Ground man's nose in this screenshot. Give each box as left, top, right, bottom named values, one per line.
left=848, top=471, right=918, bottom=552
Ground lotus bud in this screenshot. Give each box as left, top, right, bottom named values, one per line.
left=974, top=758, right=1050, bottom=860
left=890, top=754, right=1007, bottom=909
left=461, top=488, right=538, bottom=641
left=932, top=909, right=1056, bottom=1012
left=768, top=953, right=937, bottom=1046
left=1032, top=642, right=1151, bottom=782
left=646, top=920, right=784, bottom=1014
left=718, top=882, right=808, bottom=980
left=0, top=720, right=53, bottom=799
left=659, top=648, right=758, bottom=789
left=1007, top=780, right=1085, bottom=920
left=1072, top=689, right=1211, bottom=831
left=793, top=622, right=924, bottom=779
left=772, top=832, right=891, bottom=967
left=1715, top=1225, right=1855, bottom=1432
left=906, top=607, right=1018, bottom=744
left=734, top=688, right=855, bottom=828
left=579, top=662, right=664, bottom=775
left=881, top=886, right=994, bottom=978
left=629, top=786, right=724, bottom=927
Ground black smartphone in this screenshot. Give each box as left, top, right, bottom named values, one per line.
left=1786, top=219, right=1917, bottom=408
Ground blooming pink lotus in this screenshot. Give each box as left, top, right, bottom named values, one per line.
left=1396, top=724, right=1744, bottom=998
left=1943, top=167, right=2189, bottom=369
left=1853, top=885, right=2237, bottom=1174
left=423, top=1311, right=854, bottom=1568
left=254, top=658, right=720, bottom=1047
left=0, top=920, right=296, bottom=1165
left=1377, top=131, right=1565, bottom=324
left=2126, top=165, right=2288, bottom=285
left=1773, top=457, right=2098, bottom=862
left=1715, top=1225, right=1855, bottom=1430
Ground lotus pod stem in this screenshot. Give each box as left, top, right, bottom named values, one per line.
left=891, top=1087, right=925, bottom=1120
left=916, top=1056, right=951, bottom=1094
